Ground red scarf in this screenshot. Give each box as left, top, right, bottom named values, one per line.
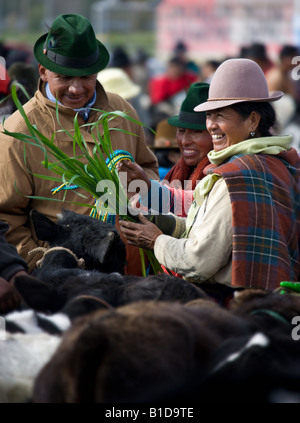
left=164, top=155, right=211, bottom=189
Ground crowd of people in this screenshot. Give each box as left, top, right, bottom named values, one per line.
left=95, top=39, right=300, bottom=158
left=0, top=13, right=299, bottom=313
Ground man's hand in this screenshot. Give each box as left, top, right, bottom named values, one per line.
left=119, top=213, right=163, bottom=250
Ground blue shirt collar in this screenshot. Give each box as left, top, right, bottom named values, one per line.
left=45, top=82, right=96, bottom=121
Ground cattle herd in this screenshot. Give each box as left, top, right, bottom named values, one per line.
left=1, top=209, right=300, bottom=403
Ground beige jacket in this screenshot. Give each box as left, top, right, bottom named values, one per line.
left=154, top=178, right=233, bottom=286
left=0, top=80, right=159, bottom=271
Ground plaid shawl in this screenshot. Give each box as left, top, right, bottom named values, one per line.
left=206, top=149, right=300, bottom=290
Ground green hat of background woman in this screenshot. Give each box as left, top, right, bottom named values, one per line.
left=34, top=14, right=110, bottom=76
left=168, top=82, right=209, bottom=130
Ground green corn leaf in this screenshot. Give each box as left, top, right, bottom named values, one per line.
left=12, top=81, right=31, bottom=102
left=73, top=113, right=83, bottom=149
left=139, top=248, right=147, bottom=278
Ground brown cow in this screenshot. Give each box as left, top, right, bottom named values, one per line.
left=32, top=299, right=250, bottom=403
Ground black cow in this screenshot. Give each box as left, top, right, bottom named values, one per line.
left=198, top=289, right=300, bottom=403
left=14, top=271, right=208, bottom=320
left=14, top=209, right=208, bottom=319
left=30, top=209, right=127, bottom=277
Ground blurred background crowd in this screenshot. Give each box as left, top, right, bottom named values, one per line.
left=0, top=0, right=300, bottom=174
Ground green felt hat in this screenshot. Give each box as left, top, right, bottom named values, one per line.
left=168, top=82, right=209, bottom=130
left=34, top=14, right=110, bottom=76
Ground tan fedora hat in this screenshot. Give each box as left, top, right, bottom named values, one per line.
left=194, top=58, right=283, bottom=112
left=150, top=119, right=178, bottom=149
left=97, top=67, right=141, bottom=100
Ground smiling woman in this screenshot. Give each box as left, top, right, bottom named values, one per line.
left=206, top=107, right=260, bottom=151
left=119, top=58, right=300, bottom=296
left=175, top=127, right=212, bottom=166
left=206, top=101, right=276, bottom=151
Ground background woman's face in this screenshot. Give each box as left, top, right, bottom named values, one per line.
left=176, top=128, right=213, bottom=167
left=206, top=107, right=254, bottom=151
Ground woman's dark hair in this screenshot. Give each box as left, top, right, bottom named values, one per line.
left=154, top=149, right=178, bottom=168
left=229, top=101, right=277, bottom=137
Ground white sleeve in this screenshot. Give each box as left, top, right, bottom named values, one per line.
left=154, top=178, right=232, bottom=280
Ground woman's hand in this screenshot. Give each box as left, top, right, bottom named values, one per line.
left=119, top=213, right=163, bottom=250
left=117, top=160, right=151, bottom=199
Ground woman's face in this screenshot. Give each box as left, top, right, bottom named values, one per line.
left=206, top=107, right=256, bottom=152
left=176, top=128, right=213, bottom=167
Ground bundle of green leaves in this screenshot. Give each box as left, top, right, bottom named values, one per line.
left=2, top=83, right=165, bottom=276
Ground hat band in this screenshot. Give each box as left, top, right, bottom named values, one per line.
left=178, top=110, right=206, bottom=125
left=207, top=97, right=262, bottom=101
left=43, top=44, right=99, bottom=69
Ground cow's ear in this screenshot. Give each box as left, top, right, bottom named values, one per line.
left=30, top=209, right=59, bottom=243
left=14, top=274, right=64, bottom=312
left=97, top=231, right=116, bottom=264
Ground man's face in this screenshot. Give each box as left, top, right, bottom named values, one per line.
left=39, top=65, right=97, bottom=109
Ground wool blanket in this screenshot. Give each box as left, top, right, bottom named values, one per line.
left=205, top=149, right=300, bottom=289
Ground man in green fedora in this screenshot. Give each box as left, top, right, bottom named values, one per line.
left=0, top=14, right=159, bottom=275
